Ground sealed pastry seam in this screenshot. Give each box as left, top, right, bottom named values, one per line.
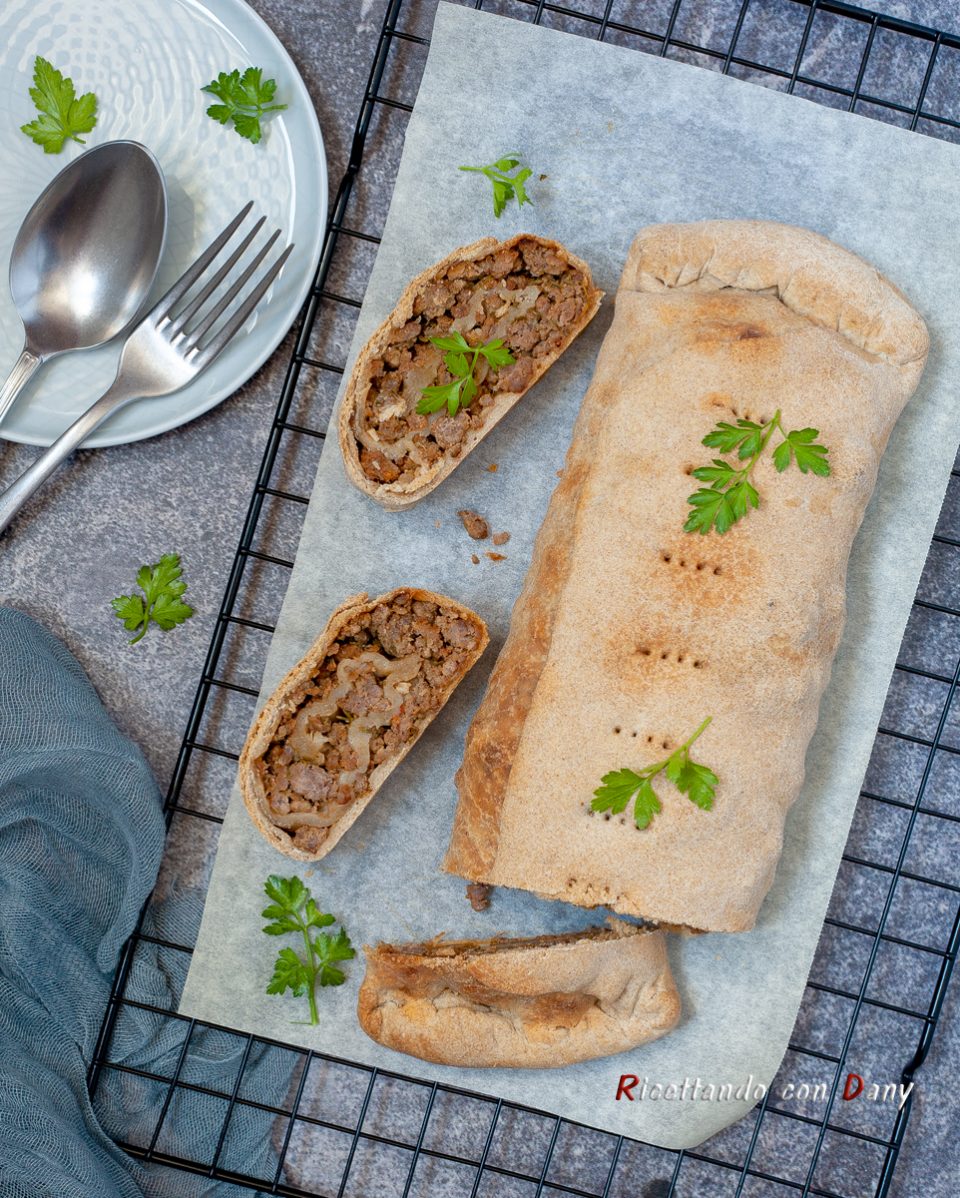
left=444, top=219, right=930, bottom=935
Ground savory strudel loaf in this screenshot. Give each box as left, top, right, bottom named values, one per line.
left=444, top=220, right=929, bottom=933
left=339, top=235, right=602, bottom=508
left=241, top=588, right=487, bottom=861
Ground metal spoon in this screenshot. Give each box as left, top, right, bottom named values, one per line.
left=0, top=140, right=167, bottom=430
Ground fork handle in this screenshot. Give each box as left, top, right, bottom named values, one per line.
left=0, top=347, right=43, bottom=428
left=0, top=379, right=137, bottom=536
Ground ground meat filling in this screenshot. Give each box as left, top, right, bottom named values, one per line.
left=355, top=239, right=591, bottom=485
left=258, top=595, right=482, bottom=854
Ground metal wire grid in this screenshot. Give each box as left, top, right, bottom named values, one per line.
left=85, top=1, right=960, bottom=1195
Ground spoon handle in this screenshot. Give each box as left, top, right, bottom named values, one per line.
left=0, top=380, right=136, bottom=536
left=0, top=347, right=42, bottom=427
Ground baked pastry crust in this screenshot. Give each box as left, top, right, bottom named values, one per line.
left=357, top=919, right=680, bottom=1068
left=240, top=588, right=488, bottom=861
left=338, top=235, right=603, bottom=509
left=444, top=220, right=929, bottom=933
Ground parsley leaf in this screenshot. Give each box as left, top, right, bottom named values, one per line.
left=685, top=409, right=830, bottom=535
left=459, top=154, right=534, bottom=218
left=664, top=752, right=718, bottom=811
left=110, top=553, right=194, bottom=645
left=417, top=332, right=515, bottom=417
left=110, top=594, right=147, bottom=634
left=202, top=67, right=287, bottom=144
left=262, top=875, right=355, bottom=1025
left=773, top=428, right=831, bottom=475
left=704, top=418, right=764, bottom=460
left=592, top=768, right=652, bottom=814
left=20, top=56, right=98, bottom=153
left=593, top=769, right=663, bottom=829
left=267, top=946, right=310, bottom=997
left=592, top=717, right=717, bottom=831
left=314, top=928, right=356, bottom=987
left=685, top=485, right=736, bottom=536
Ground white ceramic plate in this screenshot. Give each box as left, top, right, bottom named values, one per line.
left=0, top=0, right=326, bottom=447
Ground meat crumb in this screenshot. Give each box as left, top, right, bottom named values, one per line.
left=458, top=509, right=489, bottom=540
left=491, top=531, right=511, bottom=546
left=556, top=469, right=564, bottom=478
left=471, top=553, right=480, bottom=565
left=467, top=882, right=493, bottom=911
left=486, top=552, right=507, bottom=562
left=486, top=463, right=498, bottom=473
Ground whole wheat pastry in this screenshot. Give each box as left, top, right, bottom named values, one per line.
left=444, top=220, right=929, bottom=934
left=241, top=588, right=488, bottom=861
left=338, top=235, right=602, bottom=509
left=357, top=919, right=680, bottom=1068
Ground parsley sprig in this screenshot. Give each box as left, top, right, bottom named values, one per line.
left=202, top=67, right=287, bottom=144
left=110, top=553, right=194, bottom=645
left=262, top=876, right=355, bottom=1026
left=459, top=154, right=533, bottom=219
left=417, top=332, right=515, bottom=417
left=685, top=409, right=830, bottom=536
left=21, top=56, right=98, bottom=153
left=592, top=717, right=718, bottom=830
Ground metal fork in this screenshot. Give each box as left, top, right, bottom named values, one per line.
left=0, top=203, right=293, bottom=536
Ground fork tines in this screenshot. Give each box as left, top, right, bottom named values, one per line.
left=155, top=202, right=293, bottom=366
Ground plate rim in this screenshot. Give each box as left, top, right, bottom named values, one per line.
left=0, top=0, right=327, bottom=449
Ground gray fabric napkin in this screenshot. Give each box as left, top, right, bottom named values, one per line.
left=0, top=606, right=300, bottom=1197
left=0, top=605, right=166, bottom=1195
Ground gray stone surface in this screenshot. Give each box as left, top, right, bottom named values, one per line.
left=2, top=1, right=958, bottom=1195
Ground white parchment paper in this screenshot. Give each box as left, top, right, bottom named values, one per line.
left=181, top=3, right=960, bottom=1148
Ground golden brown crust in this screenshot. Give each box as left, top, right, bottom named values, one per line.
left=337, top=235, right=603, bottom=510
left=240, top=588, right=489, bottom=862
left=443, top=365, right=604, bottom=879
left=444, top=220, right=929, bottom=933
left=357, top=919, right=681, bottom=1068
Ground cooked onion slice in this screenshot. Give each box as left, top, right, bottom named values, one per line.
left=291, top=652, right=424, bottom=796
left=289, top=701, right=332, bottom=761
left=347, top=721, right=373, bottom=773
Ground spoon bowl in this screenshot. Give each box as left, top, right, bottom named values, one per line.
left=0, top=140, right=166, bottom=425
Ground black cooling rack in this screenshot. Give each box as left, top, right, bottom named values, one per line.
left=87, top=1, right=960, bottom=1195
